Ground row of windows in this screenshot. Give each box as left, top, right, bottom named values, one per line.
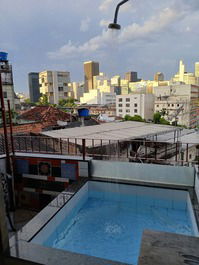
left=118, top=109, right=138, bottom=113
left=118, top=103, right=137, bottom=107
left=118, top=97, right=137, bottom=102
left=156, top=103, right=180, bottom=108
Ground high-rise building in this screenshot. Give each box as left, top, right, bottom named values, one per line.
left=28, top=72, right=40, bottom=103
left=172, top=60, right=199, bottom=85
left=0, top=52, right=17, bottom=110
left=154, top=72, right=164, bottom=82
left=39, top=71, right=71, bottom=104
left=125, top=72, right=138, bottom=82
left=84, top=61, right=99, bottom=91
left=195, top=62, right=199, bottom=77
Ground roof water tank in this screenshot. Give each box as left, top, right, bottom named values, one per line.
left=78, top=108, right=89, bottom=117
left=0, top=52, right=8, bottom=61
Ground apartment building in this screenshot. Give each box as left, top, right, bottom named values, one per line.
left=39, top=71, right=71, bottom=104
left=154, top=84, right=199, bottom=128
left=116, top=94, right=154, bottom=120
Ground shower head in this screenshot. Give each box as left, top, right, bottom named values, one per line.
left=108, top=0, right=129, bottom=30
left=108, top=23, right=121, bottom=30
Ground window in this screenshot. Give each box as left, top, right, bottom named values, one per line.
left=189, top=154, right=192, bottom=159
left=3, top=92, right=7, bottom=98
left=168, top=104, right=170, bottom=107
left=172, top=104, right=174, bottom=107
left=126, top=98, right=130, bottom=102
left=41, top=78, right=45, bottom=83
left=134, top=109, right=137, bottom=113
left=58, top=87, right=63, bottom=92
left=177, top=104, right=179, bottom=107
left=64, top=92, right=68, bottom=97
left=119, top=98, right=123, bottom=102
left=119, top=109, right=122, bottom=113
left=134, top=103, right=137, bottom=107
left=126, top=109, right=130, bottom=113
left=126, top=104, right=130, bottom=107
left=118, top=104, right=122, bottom=107
left=63, top=83, right=68, bottom=86
left=157, top=105, right=159, bottom=107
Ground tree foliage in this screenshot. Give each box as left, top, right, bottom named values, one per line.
left=153, top=112, right=170, bottom=125
left=58, top=98, right=77, bottom=107
left=124, top=114, right=145, bottom=122
left=37, top=94, right=49, bottom=106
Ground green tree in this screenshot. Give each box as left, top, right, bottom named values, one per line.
left=160, top=117, right=170, bottom=125
left=124, top=114, right=144, bottom=122
left=58, top=97, right=77, bottom=107
left=37, top=94, right=49, bottom=106
left=153, top=112, right=162, bottom=124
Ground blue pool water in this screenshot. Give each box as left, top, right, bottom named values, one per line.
left=41, top=184, right=195, bottom=265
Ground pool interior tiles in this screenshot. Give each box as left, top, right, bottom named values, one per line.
left=31, top=181, right=199, bottom=265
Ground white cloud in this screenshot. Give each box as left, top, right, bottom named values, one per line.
left=99, top=0, right=114, bottom=12
left=80, top=17, right=91, bottom=32
left=48, top=6, right=185, bottom=60
left=99, top=19, right=110, bottom=27
left=119, top=7, right=184, bottom=42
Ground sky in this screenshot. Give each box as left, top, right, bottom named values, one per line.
left=0, top=0, right=199, bottom=94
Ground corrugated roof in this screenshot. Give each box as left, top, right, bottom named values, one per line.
left=19, top=106, right=74, bottom=123
left=41, top=121, right=179, bottom=147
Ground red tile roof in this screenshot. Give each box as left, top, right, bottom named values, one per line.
left=19, top=106, right=75, bottom=124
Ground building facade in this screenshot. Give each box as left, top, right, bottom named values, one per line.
left=172, top=60, right=199, bottom=85
left=80, top=89, right=116, bottom=105
left=39, top=71, right=71, bottom=104
left=125, top=72, right=138, bottom=82
left=116, top=94, right=154, bottom=120
left=84, top=61, right=99, bottom=92
left=28, top=72, right=40, bottom=103
left=154, top=84, right=199, bottom=128
left=69, top=82, right=84, bottom=101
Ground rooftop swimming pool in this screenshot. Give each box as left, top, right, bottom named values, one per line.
left=32, top=181, right=198, bottom=265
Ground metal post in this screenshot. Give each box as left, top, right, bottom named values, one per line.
left=60, top=138, right=62, bottom=154
left=7, top=100, right=14, bottom=155
left=82, top=139, right=86, bottom=161
left=0, top=74, right=11, bottom=173
left=0, top=181, right=10, bottom=256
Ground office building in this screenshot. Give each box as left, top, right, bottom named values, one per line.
left=84, top=61, right=99, bottom=91
left=28, top=72, right=40, bottom=103
left=39, top=71, right=71, bottom=104
left=125, top=72, right=138, bottom=82
left=154, top=72, right=164, bottom=82
left=195, top=62, right=199, bottom=78
left=172, top=60, right=199, bottom=85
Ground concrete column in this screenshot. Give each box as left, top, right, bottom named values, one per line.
left=0, top=180, right=10, bottom=255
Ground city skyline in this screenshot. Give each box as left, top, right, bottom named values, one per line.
left=1, top=0, right=199, bottom=93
